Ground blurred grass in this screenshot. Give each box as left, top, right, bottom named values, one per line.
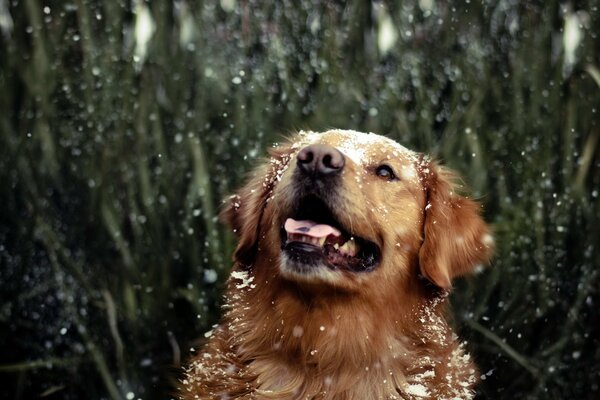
left=0, top=1, right=599, bottom=399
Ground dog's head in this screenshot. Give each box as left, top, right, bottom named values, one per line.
left=222, top=130, right=493, bottom=293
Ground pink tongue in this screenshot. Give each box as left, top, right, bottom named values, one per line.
left=284, top=218, right=341, bottom=238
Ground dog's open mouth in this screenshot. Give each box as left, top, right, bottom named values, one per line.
left=281, top=195, right=380, bottom=273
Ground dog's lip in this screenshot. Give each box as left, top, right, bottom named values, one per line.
left=279, top=196, right=381, bottom=272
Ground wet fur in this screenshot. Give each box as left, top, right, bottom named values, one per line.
left=179, top=130, right=493, bottom=400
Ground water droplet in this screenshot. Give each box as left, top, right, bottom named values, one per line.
left=292, top=326, right=304, bottom=337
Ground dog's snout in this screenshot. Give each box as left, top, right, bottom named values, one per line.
left=297, top=144, right=345, bottom=177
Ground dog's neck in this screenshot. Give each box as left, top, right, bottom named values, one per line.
left=225, top=264, right=452, bottom=370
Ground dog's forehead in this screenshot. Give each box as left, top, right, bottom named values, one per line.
left=294, top=129, right=418, bottom=165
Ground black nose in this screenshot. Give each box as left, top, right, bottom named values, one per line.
left=296, top=144, right=345, bottom=177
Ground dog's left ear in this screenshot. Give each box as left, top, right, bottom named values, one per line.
left=419, top=162, right=494, bottom=289
left=220, top=145, right=293, bottom=266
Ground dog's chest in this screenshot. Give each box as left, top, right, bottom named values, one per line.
left=242, top=341, right=477, bottom=400
left=245, top=360, right=465, bottom=400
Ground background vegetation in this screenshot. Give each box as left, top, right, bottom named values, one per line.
left=1, top=0, right=599, bottom=398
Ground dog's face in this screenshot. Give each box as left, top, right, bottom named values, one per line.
left=273, top=131, right=426, bottom=292
left=223, top=130, right=493, bottom=294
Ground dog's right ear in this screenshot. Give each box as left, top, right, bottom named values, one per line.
left=220, top=145, right=294, bottom=265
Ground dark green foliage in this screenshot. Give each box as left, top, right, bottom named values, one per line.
left=0, top=1, right=599, bottom=398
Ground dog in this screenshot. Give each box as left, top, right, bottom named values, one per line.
left=179, top=129, right=493, bottom=399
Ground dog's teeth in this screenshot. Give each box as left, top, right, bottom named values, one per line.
left=287, top=232, right=328, bottom=247
left=288, top=231, right=363, bottom=255
left=339, top=240, right=356, bottom=256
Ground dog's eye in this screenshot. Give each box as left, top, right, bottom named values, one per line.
left=375, top=165, right=397, bottom=180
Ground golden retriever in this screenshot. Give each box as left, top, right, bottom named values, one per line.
left=179, top=130, right=493, bottom=400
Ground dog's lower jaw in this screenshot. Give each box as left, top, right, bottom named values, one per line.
left=278, top=254, right=346, bottom=285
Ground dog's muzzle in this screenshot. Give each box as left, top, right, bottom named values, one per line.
left=280, top=144, right=380, bottom=275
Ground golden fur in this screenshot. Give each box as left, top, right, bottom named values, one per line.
left=179, top=130, right=493, bottom=400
